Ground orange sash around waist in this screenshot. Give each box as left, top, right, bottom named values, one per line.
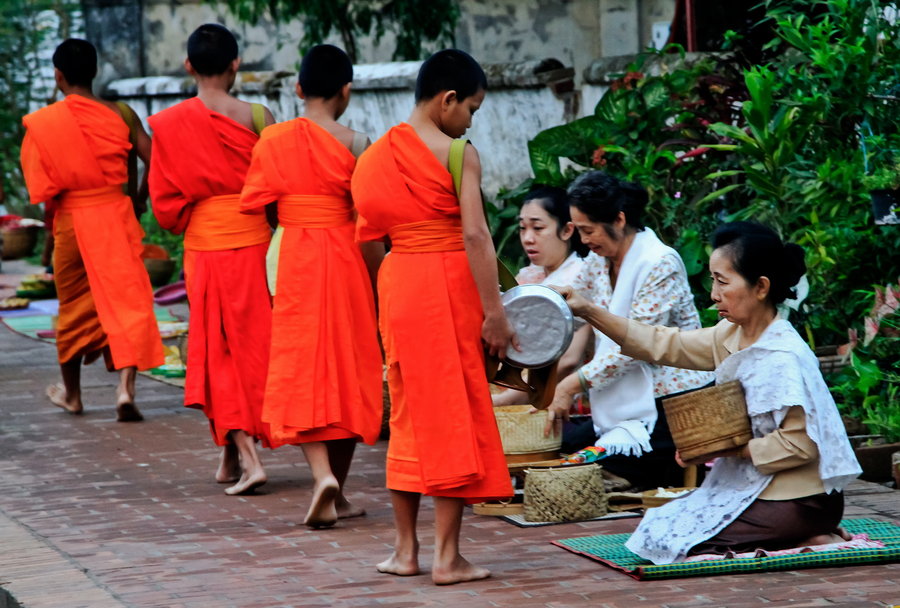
left=388, top=218, right=465, bottom=253
left=58, top=185, right=126, bottom=211
left=185, top=194, right=272, bottom=251
left=279, top=195, right=353, bottom=228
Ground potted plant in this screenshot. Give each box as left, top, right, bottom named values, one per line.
left=861, top=161, right=900, bottom=224
left=828, top=281, right=900, bottom=481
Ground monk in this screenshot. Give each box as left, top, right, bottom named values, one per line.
left=240, top=44, right=383, bottom=528
left=351, top=49, right=516, bottom=585
left=20, top=38, right=163, bottom=421
left=148, top=23, right=276, bottom=496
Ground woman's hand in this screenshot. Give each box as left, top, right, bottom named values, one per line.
left=674, top=450, right=687, bottom=468
left=542, top=386, right=573, bottom=437
left=482, top=311, right=518, bottom=360
left=550, top=284, right=593, bottom=318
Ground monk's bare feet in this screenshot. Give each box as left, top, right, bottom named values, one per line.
left=224, top=468, right=267, bottom=496
left=216, top=444, right=240, bottom=483
left=376, top=551, right=420, bottom=577
left=432, top=555, right=491, bottom=586
left=304, top=476, right=339, bottom=528
left=116, top=382, right=142, bottom=422
left=46, top=384, right=83, bottom=415
left=336, top=493, right=366, bottom=520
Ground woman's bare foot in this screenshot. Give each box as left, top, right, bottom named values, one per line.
left=304, top=476, right=339, bottom=528
left=46, top=384, right=83, bottom=414
left=224, top=468, right=267, bottom=496
left=432, top=555, right=491, bottom=586
left=376, top=552, right=420, bottom=577
left=216, top=444, right=240, bottom=483
left=336, top=493, right=366, bottom=520
left=796, top=532, right=850, bottom=547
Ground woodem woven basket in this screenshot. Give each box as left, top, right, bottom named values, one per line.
left=1, top=227, right=38, bottom=260
left=662, top=380, right=752, bottom=466
left=523, top=463, right=607, bottom=523
left=494, top=405, right=562, bottom=458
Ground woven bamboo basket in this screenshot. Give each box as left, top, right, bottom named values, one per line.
left=494, top=404, right=562, bottom=464
left=1, top=227, right=38, bottom=260
left=662, top=380, right=752, bottom=466
left=523, top=463, right=607, bottom=523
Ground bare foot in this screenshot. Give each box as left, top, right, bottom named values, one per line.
left=432, top=556, right=491, bottom=586
left=376, top=552, right=420, bottom=577
left=336, top=493, right=366, bottom=520
left=216, top=444, right=240, bottom=483
left=304, top=476, right=339, bottom=528
left=46, top=384, right=83, bottom=415
left=116, top=401, right=144, bottom=422
left=837, top=526, right=852, bottom=541
left=796, top=532, right=849, bottom=547
left=224, top=469, right=267, bottom=496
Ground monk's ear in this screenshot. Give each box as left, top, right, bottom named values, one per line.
left=53, top=67, right=66, bottom=89
left=340, top=82, right=352, bottom=101
left=295, top=82, right=305, bottom=100
left=184, top=58, right=197, bottom=77
left=230, top=57, right=241, bottom=73
left=441, top=90, right=458, bottom=110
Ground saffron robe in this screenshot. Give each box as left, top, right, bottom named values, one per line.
left=240, top=118, right=382, bottom=445
left=351, top=123, right=512, bottom=502
left=20, top=94, right=163, bottom=370
left=148, top=97, right=273, bottom=447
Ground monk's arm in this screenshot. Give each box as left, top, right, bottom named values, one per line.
left=358, top=241, right=385, bottom=294
left=133, top=120, right=152, bottom=216
left=263, top=106, right=276, bottom=127
left=459, top=144, right=514, bottom=359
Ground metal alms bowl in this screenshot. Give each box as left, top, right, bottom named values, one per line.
left=501, top=284, right=575, bottom=368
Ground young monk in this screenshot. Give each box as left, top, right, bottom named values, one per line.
left=239, top=44, right=382, bottom=527
left=148, top=23, right=276, bottom=496
left=351, top=49, right=516, bottom=585
left=20, top=38, right=163, bottom=420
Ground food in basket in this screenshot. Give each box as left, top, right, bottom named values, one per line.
left=16, top=273, right=56, bottom=298
left=654, top=487, right=692, bottom=498
left=0, top=297, right=30, bottom=310
left=641, top=486, right=695, bottom=509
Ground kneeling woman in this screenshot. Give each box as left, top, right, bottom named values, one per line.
left=556, top=222, right=861, bottom=564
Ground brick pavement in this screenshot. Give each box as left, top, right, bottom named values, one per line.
left=1, top=266, right=899, bottom=607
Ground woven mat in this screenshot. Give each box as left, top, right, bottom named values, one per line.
left=552, top=518, right=900, bottom=580
left=501, top=511, right=640, bottom=528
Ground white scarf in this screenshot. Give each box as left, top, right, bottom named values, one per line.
left=590, top=229, right=680, bottom=456
left=625, top=319, right=861, bottom=564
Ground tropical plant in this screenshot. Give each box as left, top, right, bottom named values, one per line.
left=219, top=0, right=459, bottom=62
left=861, top=160, right=900, bottom=192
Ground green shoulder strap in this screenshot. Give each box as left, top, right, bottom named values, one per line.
left=448, top=139, right=518, bottom=291
left=250, top=103, right=266, bottom=135
left=115, top=101, right=141, bottom=217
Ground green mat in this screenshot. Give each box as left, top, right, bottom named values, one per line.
left=2, top=305, right=177, bottom=341
left=553, top=518, right=900, bottom=580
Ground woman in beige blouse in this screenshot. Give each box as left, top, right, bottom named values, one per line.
left=554, top=221, right=860, bottom=563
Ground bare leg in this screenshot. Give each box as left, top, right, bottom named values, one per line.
left=300, top=442, right=340, bottom=528
left=46, top=356, right=84, bottom=414
left=796, top=527, right=853, bottom=547
left=431, top=496, right=490, bottom=585
left=224, top=430, right=267, bottom=495
left=377, top=490, right=421, bottom=576
left=216, top=441, right=240, bottom=483
left=326, top=438, right=365, bottom=519
left=115, top=366, right=143, bottom=422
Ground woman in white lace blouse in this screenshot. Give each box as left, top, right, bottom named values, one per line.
left=556, top=222, right=860, bottom=563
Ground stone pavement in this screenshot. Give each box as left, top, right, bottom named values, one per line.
left=1, top=265, right=899, bottom=607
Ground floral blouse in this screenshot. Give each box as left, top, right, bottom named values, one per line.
left=571, top=251, right=713, bottom=398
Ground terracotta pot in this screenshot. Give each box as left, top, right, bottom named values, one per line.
left=854, top=441, right=900, bottom=482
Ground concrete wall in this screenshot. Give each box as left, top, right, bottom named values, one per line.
left=85, top=0, right=675, bottom=91
left=105, top=59, right=578, bottom=197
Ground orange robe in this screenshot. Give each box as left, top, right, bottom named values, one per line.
left=20, top=94, right=164, bottom=370
left=240, top=118, right=382, bottom=445
left=148, top=97, right=273, bottom=447
left=351, top=123, right=512, bottom=502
